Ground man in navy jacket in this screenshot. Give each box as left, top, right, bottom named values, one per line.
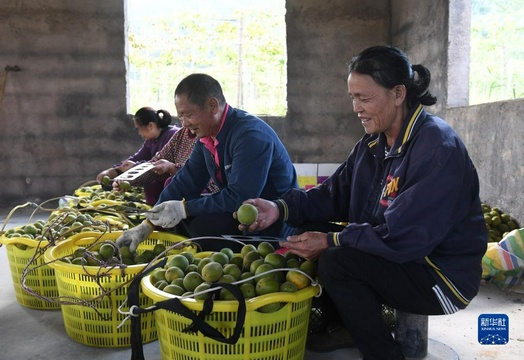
left=117, top=73, right=297, bottom=252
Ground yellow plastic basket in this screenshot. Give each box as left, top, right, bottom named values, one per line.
left=141, top=273, right=320, bottom=360
left=0, top=234, right=60, bottom=310
left=44, top=230, right=192, bottom=347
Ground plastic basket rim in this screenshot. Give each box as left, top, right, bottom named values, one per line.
left=0, top=232, right=50, bottom=247
left=141, top=271, right=320, bottom=312
left=44, top=230, right=188, bottom=275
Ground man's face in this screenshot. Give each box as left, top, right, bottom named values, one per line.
left=175, top=94, right=216, bottom=138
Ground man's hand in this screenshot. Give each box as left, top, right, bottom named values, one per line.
left=115, top=220, right=154, bottom=253
left=146, top=200, right=187, bottom=228
left=234, top=198, right=279, bottom=232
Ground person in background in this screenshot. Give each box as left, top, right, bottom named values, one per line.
left=116, top=73, right=298, bottom=252
left=235, top=45, right=488, bottom=359
left=96, top=107, right=178, bottom=202
left=116, top=126, right=220, bottom=205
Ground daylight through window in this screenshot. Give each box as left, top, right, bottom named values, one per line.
left=469, top=0, right=524, bottom=105
left=126, top=0, right=287, bottom=116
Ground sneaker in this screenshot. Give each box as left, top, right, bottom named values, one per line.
left=306, top=325, right=355, bottom=352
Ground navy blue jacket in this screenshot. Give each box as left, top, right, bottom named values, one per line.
left=277, top=104, right=488, bottom=310
left=158, top=105, right=298, bottom=219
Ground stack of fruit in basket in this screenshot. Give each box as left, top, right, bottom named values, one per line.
left=1, top=209, right=132, bottom=249
left=73, top=183, right=150, bottom=221
left=58, top=240, right=169, bottom=266
left=482, top=202, right=520, bottom=243
left=148, top=241, right=317, bottom=313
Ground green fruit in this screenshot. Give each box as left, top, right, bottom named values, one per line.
left=239, top=271, right=256, bottom=285
left=183, top=271, right=204, bottom=292
left=72, top=257, right=87, bottom=266
left=23, top=224, right=38, bottom=236
left=142, top=249, right=156, bottom=262
left=154, top=280, right=169, bottom=291
left=186, top=264, right=198, bottom=273
left=258, top=303, right=282, bottom=313
left=220, top=247, right=234, bottom=260
left=218, top=274, right=236, bottom=284
left=120, top=246, right=134, bottom=260
left=249, top=258, right=265, bottom=274
left=133, top=254, right=148, bottom=264
left=179, top=251, right=195, bottom=264
left=239, top=282, right=256, bottom=299
left=219, top=287, right=236, bottom=300
left=193, top=283, right=212, bottom=300
left=280, top=280, right=298, bottom=293
left=163, top=284, right=185, bottom=296
left=99, top=243, right=116, bottom=260
left=201, top=262, right=223, bottom=283
left=243, top=250, right=262, bottom=271
left=223, top=263, right=242, bottom=281
left=150, top=269, right=167, bottom=284
left=102, top=175, right=111, bottom=186
left=73, top=247, right=87, bottom=259
left=255, top=278, right=280, bottom=296
left=153, top=243, right=167, bottom=256
left=197, top=257, right=213, bottom=273
left=165, top=266, right=185, bottom=283
left=240, top=244, right=257, bottom=258
left=171, top=278, right=185, bottom=288
left=211, top=251, right=229, bottom=266
left=264, top=252, right=286, bottom=269
left=286, top=258, right=301, bottom=269
left=257, top=241, right=275, bottom=257
left=299, top=259, right=318, bottom=277
left=119, top=181, right=131, bottom=190
left=168, top=255, right=190, bottom=272
left=229, top=255, right=243, bottom=268
left=255, top=263, right=276, bottom=281
left=237, top=204, right=258, bottom=225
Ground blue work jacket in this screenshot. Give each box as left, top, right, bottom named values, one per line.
left=277, top=104, right=488, bottom=310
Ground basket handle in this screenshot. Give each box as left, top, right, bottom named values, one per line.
left=128, top=258, right=167, bottom=360
left=127, top=266, right=246, bottom=360
left=154, top=282, right=246, bottom=344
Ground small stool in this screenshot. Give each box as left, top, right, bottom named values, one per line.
left=395, top=311, right=428, bottom=358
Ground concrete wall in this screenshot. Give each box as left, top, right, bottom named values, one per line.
left=0, top=0, right=522, bottom=223
left=273, top=0, right=389, bottom=164
left=0, top=0, right=138, bottom=208
left=447, top=100, right=524, bottom=223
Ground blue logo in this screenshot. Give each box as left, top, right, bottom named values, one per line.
left=478, top=314, right=509, bottom=345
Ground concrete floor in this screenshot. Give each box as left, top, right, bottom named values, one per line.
left=1, top=207, right=523, bottom=360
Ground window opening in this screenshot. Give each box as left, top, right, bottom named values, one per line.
left=126, top=0, right=287, bottom=116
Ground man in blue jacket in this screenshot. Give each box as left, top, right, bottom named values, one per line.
left=237, top=46, right=488, bottom=360
left=117, top=73, right=297, bottom=252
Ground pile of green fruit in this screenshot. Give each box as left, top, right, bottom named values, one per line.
left=1, top=211, right=122, bottom=249
left=75, top=183, right=146, bottom=203
left=59, top=242, right=168, bottom=267
left=482, top=202, right=520, bottom=243
left=149, top=242, right=317, bottom=313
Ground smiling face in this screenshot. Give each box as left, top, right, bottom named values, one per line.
left=175, top=94, right=221, bottom=139
left=348, top=72, right=407, bottom=146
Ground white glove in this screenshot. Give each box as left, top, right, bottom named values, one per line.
left=115, top=220, right=154, bottom=253
left=145, top=200, right=187, bottom=228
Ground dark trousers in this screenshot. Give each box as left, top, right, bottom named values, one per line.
left=318, top=246, right=445, bottom=359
